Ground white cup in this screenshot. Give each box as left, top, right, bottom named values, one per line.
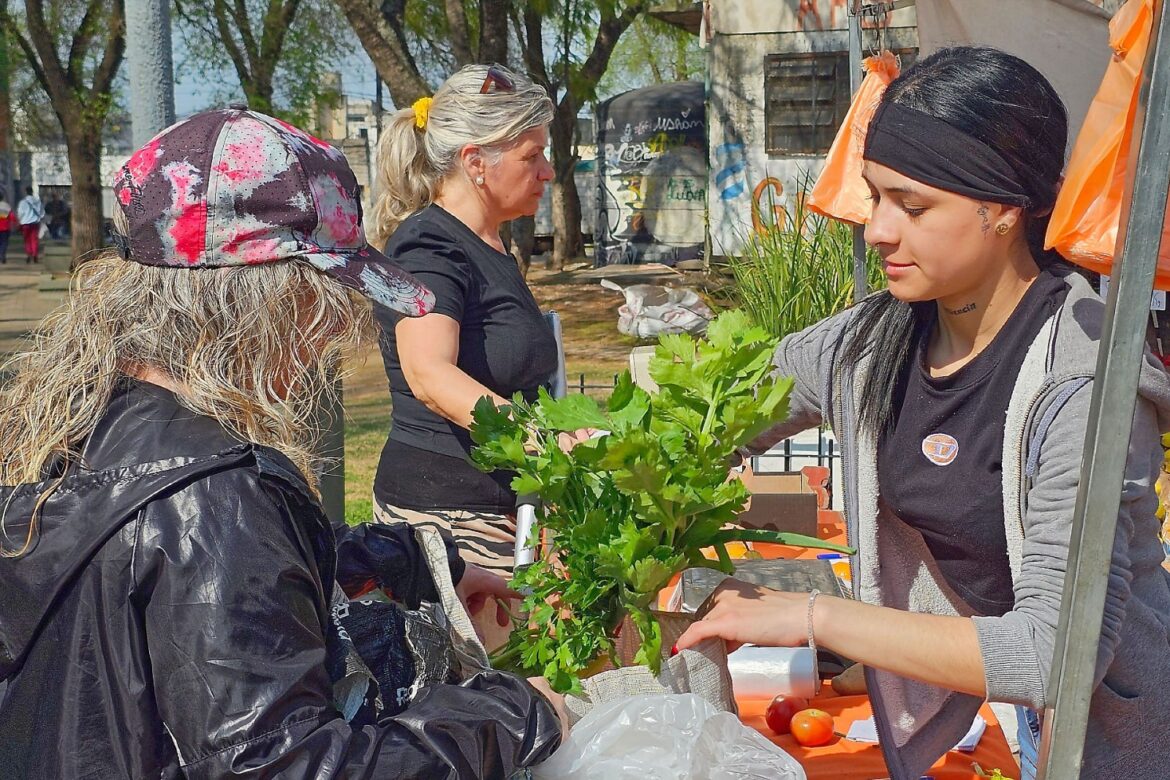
left=726, top=645, right=819, bottom=699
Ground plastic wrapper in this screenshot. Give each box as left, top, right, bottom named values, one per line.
left=533, top=693, right=806, bottom=780
left=600, top=279, right=713, bottom=338
left=1046, top=0, right=1170, bottom=289
left=807, top=51, right=901, bottom=225
left=726, top=645, right=819, bottom=699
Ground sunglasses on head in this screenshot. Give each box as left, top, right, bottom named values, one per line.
left=480, top=66, right=515, bottom=94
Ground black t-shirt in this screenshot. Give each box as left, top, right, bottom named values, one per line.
left=877, top=269, right=1070, bottom=616
left=373, top=205, right=558, bottom=513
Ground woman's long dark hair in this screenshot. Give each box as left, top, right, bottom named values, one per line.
left=842, top=46, right=1069, bottom=434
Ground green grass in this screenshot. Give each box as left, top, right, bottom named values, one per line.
left=340, top=366, right=620, bottom=521
left=725, top=191, right=886, bottom=339
left=342, top=393, right=391, bottom=525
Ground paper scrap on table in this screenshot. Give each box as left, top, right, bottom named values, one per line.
left=845, top=715, right=986, bottom=752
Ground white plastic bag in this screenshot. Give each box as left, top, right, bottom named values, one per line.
left=532, top=694, right=806, bottom=780
left=600, top=279, right=713, bottom=339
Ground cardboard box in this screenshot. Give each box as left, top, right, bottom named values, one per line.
left=735, top=469, right=820, bottom=537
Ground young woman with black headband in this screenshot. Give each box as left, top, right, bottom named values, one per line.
left=677, top=47, right=1170, bottom=778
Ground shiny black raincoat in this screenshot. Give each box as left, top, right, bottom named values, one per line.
left=0, top=380, right=560, bottom=778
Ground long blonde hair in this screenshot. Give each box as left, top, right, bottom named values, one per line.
left=0, top=251, right=375, bottom=500
left=369, top=64, right=555, bottom=247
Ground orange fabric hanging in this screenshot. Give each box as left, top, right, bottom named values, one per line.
left=1046, top=0, right=1170, bottom=289
left=807, top=51, right=901, bottom=225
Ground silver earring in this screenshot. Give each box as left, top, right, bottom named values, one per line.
left=475, top=176, right=485, bottom=186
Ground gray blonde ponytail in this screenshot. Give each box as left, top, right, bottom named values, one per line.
left=369, top=64, right=554, bottom=248
left=369, top=109, right=437, bottom=248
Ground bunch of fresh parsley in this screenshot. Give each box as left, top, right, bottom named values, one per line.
left=469, top=310, right=851, bottom=693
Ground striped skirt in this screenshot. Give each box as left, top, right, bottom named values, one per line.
left=372, top=499, right=517, bottom=575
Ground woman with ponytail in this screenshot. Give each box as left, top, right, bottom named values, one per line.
left=678, top=47, right=1170, bottom=779
left=369, top=65, right=571, bottom=580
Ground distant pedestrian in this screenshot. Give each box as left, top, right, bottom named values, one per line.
left=0, top=192, right=14, bottom=264
left=16, top=186, right=44, bottom=264
left=45, top=195, right=66, bottom=239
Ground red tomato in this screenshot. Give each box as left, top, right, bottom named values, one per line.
left=789, top=708, right=835, bottom=747
left=764, top=695, right=808, bottom=735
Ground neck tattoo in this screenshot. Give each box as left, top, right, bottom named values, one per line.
left=946, top=302, right=978, bottom=315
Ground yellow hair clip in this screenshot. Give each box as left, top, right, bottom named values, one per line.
left=412, top=96, right=433, bottom=130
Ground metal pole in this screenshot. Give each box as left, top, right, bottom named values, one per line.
left=1035, top=1, right=1170, bottom=775
left=125, top=0, right=176, bottom=146
left=847, top=2, right=868, bottom=299
left=374, top=72, right=383, bottom=138
left=0, top=0, right=13, bottom=205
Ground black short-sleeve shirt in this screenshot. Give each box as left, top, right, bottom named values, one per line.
left=373, top=205, right=558, bottom=513
left=877, top=269, right=1070, bottom=616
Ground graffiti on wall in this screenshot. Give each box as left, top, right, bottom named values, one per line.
left=596, top=87, right=706, bottom=267
left=710, top=128, right=826, bottom=256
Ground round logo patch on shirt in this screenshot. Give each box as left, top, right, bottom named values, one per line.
left=921, top=433, right=959, bottom=466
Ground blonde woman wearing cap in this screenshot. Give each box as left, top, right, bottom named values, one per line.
left=0, top=109, right=565, bottom=779
left=369, top=64, right=585, bottom=578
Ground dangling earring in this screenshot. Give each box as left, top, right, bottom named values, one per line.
left=996, top=223, right=1010, bottom=236
left=475, top=176, right=485, bottom=186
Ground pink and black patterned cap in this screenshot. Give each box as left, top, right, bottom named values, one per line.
left=111, top=107, right=434, bottom=317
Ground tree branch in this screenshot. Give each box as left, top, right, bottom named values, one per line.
left=233, top=0, right=259, bottom=61
left=22, top=0, right=72, bottom=110
left=172, top=0, right=223, bottom=42
left=2, top=12, right=52, bottom=104
left=333, top=0, right=429, bottom=106
left=578, top=0, right=647, bottom=88
left=444, top=0, right=472, bottom=66
left=212, top=0, right=254, bottom=96
left=67, top=0, right=100, bottom=86
left=90, top=0, right=126, bottom=103
left=259, top=0, right=300, bottom=62
left=478, top=0, right=509, bottom=64
left=521, top=6, right=548, bottom=90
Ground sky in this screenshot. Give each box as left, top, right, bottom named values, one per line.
left=172, top=46, right=382, bottom=117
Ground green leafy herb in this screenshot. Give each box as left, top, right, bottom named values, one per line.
left=470, top=309, right=853, bottom=693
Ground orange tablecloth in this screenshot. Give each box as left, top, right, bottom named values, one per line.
left=739, top=692, right=1018, bottom=780
left=694, top=511, right=1021, bottom=779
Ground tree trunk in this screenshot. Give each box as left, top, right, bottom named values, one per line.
left=0, top=4, right=12, bottom=202
left=548, top=98, right=582, bottom=271
left=65, top=130, right=104, bottom=263
left=444, top=0, right=472, bottom=66
left=508, top=215, right=535, bottom=278
left=478, top=0, right=509, bottom=64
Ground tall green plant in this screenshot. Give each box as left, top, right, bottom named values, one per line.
left=727, top=195, right=885, bottom=340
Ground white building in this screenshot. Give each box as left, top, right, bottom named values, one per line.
left=654, top=0, right=1116, bottom=258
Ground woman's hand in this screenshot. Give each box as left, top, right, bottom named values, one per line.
left=526, top=675, right=571, bottom=737
left=523, top=427, right=600, bottom=455
left=555, top=427, right=600, bottom=453
left=456, top=563, right=519, bottom=627
left=674, top=579, right=810, bottom=653
left=677, top=581, right=990, bottom=698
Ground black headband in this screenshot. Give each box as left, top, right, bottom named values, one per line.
left=863, top=100, right=1033, bottom=209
